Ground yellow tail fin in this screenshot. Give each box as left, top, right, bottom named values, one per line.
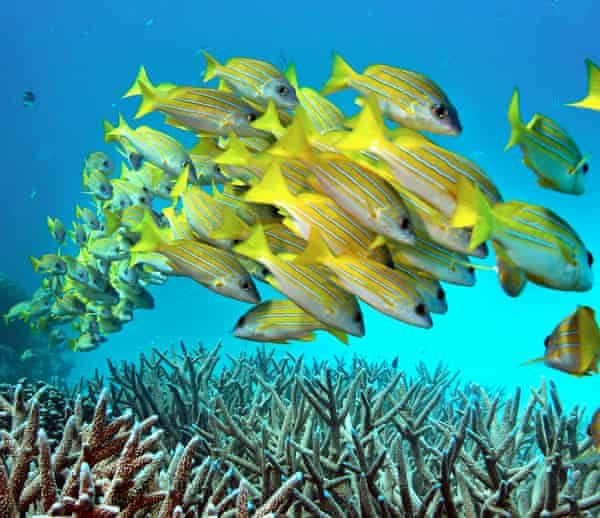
left=233, top=224, right=275, bottom=263
left=123, top=65, right=151, bottom=98
left=130, top=210, right=167, bottom=253
left=135, top=80, right=161, bottom=119
left=294, top=227, right=335, bottom=267
left=243, top=163, right=295, bottom=207
left=566, top=59, right=600, bottom=111
left=450, top=177, right=495, bottom=251
left=251, top=100, right=285, bottom=139
left=321, top=52, right=357, bottom=95
left=202, top=50, right=221, bottom=82
left=336, top=96, right=386, bottom=152
left=29, top=256, right=40, bottom=272
left=504, top=87, right=523, bottom=151
left=267, top=115, right=314, bottom=160
left=284, top=63, right=299, bottom=90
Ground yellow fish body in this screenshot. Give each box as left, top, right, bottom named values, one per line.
left=524, top=306, right=600, bottom=376
left=321, top=53, right=461, bottom=135
left=506, top=88, right=589, bottom=194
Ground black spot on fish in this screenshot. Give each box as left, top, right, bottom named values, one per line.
left=129, top=153, right=144, bottom=170
left=583, top=163, right=589, bottom=174
left=23, top=91, right=35, bottom=107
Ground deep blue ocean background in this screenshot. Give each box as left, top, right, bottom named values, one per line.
left=3, top=1, right=599, bottom=411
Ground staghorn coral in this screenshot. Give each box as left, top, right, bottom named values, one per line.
left=1, top=343, right=599, bottom=517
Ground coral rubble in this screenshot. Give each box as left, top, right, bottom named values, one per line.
left=1, top=343, right=599, bottom=517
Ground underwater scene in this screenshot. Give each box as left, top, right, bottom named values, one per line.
left=3, top=0, right=600, bottom=516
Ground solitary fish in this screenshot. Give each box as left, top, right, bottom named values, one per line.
left=23, top=91, right=35, bottom=107
left=321, top=53, right=461, bottom=135
left=506, top=88, right=589, bottom=195
left=523, top=306, right=600, bottom=376
left=452, top=177, right=594, bottom=292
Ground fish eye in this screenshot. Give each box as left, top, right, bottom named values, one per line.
left=247, top=113, right=257, bottom=122
left=236, top=315, right=246, bottom=327
left=587, top=251, right=594, bottom=267
left=261, top=267, right=270, bottom=277
left=353, top=312, right=362, bottom=323
left=583, top=163, right=589, bottom=174
left=400, top=218, right=411, bottom=230
left=437, top=288, right=446, bottom=301
left=415, top=303, right=427, bottom=316
left=103, top=160, right=110, bottom=168
left=239, top=280, right=251, bottom=290
left=467, top=266, right=475, bottom=274
left=278, top=85, right=289, bottom=96
left=214, top=164, right=222, bottom=174
left=431, top=104, right=448, bottom=119
left=232, top=239, right=243, bottom=246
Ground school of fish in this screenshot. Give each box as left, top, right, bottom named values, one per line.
left=5, top=52, right=600, bottom=415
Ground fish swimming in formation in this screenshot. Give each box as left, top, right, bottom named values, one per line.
left=321, top=53, right=462, bottom=135
left=506, top=88, right=589, bottom=194
left=523, top=306, right=600, bottom=376
left=8, top=50, right=596, bottom=357
left=202, top=50, right=298, bottom=109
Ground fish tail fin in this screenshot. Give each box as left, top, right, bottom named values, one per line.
left=29, top=256, right=40, bottom=272
left=233, top=224, right=275, bottom=263
left=210, top=206, right=250, bottom=241
left=135, top=80, right=160, bottom=119
left=170, top=164, right=190, bottom=201
left=451, top=177, right=495, bottom=251
left=294, top=227, right=335, bottom=266
left=130, top=210, right=166, bottom=253
left=577, top=306, right=600, bottom=370
left=321, top=52, right=357, bottom=95
left=252, top=100, right=285, bottom=139
left=123, top=65, right=152, bottom=98
left=284, top=63, right=299, bottom=90
left=243, top=163, right=295, bottom=206
left=336, top=96, right=386, bottom=152
left=202, top=50, right=221, bottom=82
left=268, top=115, right=313, bottom=159
left=103, top=209, right=121, bottom=237
left=214, top=134, right=254, bottom=167
left=326, top=326, right=349, bottom=345
left=567, top=59, right=600, bottom=110
left=103, top=119, right=117, bottom=143
left=505, top=87, right=523, bottom=151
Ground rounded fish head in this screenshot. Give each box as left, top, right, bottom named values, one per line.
left=265, top=79, right=298, bottom=109
left=409, top=100, right=462, bottom=136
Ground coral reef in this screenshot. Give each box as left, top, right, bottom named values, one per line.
left=1, top=343, right=599, bottom=517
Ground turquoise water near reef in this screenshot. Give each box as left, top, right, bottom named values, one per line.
left=3, top=0, right=599, bottom=412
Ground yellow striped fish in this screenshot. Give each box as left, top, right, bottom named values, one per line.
left=233, top=224, right=365, bottom=337
left=321, top=53, right=461, bottom=135
left=391, top=263, right=447, bottom=314
left=285, top=64, right=346, bottom=135
left=162, top=206, right=194, bottom=241
left=523, top=306, right=600, bottom=376
left=203, top=51, right=298, bottom=109
left=506, top=88, right=589, bottom=194
left=452, top=178, right=594, bottom=292
left=295, top=230, right=432, bottom=328
left=134, top=79, right=270, bottom=138
left=233, top=299, right=348, bottom=344
left=244, top=163, right=382, bottom=259
left=188, top=139, right=229, bottom=185
left=567, top=59, right=600, bottom=112
left=104, top=115, right=194, bottom=177
left=335, top=98, right=501, bottom=218
left=311, top=153, right=415, bottom=244
left=264, top=223, right=307, bottom=255
left=388, top=236, right=476, bottom=286
left=132, top=211, right=260, bottom=303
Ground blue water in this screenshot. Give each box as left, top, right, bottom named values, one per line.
left=3, top=0, right=599, bottom=411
